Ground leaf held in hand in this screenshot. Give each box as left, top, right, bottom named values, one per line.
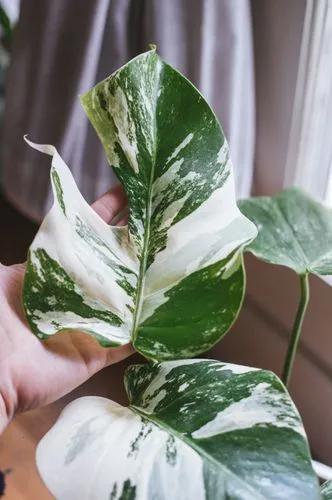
left=23, top=49, right=256, bottom=360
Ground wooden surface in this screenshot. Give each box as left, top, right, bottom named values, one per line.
left=0, top=351, right=141, bottom=499
left=0, top=406, right=57, bottom=499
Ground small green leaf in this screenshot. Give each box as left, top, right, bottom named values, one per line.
left=239, top=187, right=332, bottom=276
left=23, top=50, right=257, bottom=360
left=239, top=188, right=332, bottom=385
left=322, top=481, right=332, bottom=499
left=36, top=360, right=320, bottom=499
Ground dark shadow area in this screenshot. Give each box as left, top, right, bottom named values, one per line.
left=0, top=192, right=37, bottom=265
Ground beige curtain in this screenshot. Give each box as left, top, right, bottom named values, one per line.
left=2, top=0, right=255, bottom=221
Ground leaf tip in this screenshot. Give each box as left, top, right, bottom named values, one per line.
left=148, top=42, right=157, bottom=52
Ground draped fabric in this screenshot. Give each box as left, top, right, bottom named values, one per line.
left=1, top=0, right=255, bottom=222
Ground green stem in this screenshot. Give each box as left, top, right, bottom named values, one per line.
left=282, top=273, right=310, bottom=386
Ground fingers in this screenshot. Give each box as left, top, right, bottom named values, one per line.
left=105, top=342, right=135, bottom=366
left=116, top=209, right=128, bottom=226
left=92, top=184, right=127, bottom=224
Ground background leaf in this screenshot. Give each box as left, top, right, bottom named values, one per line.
left=238, top=187, right=332, bottom=276
left=36, top=359, right=320, bottom=499
left=239, top=187, right=332, bottom=385
left=23, top=50, right=257, bottom=360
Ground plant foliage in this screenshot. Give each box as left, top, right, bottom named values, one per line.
left=23, top=49, right=256, bottom=361
left=239, top=188, right=332, bottom=385
left=36, top=360, right=320, bottom=499
left=239, top=188, right=332, bottom=276
left=22, top=52, right=322, bottom=499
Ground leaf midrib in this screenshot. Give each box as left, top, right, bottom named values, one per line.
left=131, top=58, right=161, bottom=343
left=130, top=405, right=266, bottom=499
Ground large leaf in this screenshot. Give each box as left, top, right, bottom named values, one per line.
left=23, top=49, right=257, bottom=360
left=239, top=187, right=332, bottom=276
left=36, top=359, right=319, bottom=499
left=322, top=481, right=332, bottom=499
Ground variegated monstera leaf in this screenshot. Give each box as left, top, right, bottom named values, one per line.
left=23, top=49, right=257, bottom=360
left=36, top=360, right=320, bottom=499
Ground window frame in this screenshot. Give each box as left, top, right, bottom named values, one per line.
left=284, top=0, right=332, bottom=204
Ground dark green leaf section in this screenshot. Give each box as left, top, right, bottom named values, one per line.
left=126, top=360, right=320, bottom=499
left=239, top=187, right=332, bottom=276
left=118, top=479, right=136, bottom=500
left=135, top=254, right=244, bottom=359
left=322, top=481, right=332, bottom=500
left=51, top=169, right=66, bottom=215
left=109, top=479, right=137, bottom=500
left=24, top=249, right=122, bottom=346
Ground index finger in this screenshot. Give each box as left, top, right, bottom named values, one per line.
left=91, top=184, right=127, bottom=224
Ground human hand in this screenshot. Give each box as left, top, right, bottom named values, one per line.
left=0, top=185, right=133, bottom=432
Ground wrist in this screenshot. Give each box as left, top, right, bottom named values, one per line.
left=0, top=367, right=16, bottom=434
left=0, top=391, right=9, bottom=434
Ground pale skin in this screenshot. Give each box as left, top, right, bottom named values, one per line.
left=0, top=185, right=133, bottom=433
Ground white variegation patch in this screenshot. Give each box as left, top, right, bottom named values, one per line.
left=215, top=363, right=259, bottom=375
left=166, top=133, right=194, bottom=165
left=32, top=310, right=126, bottom=341
left=144, top=171, right=254, bottom=298
left=140, top=168, right=256, bottom=325
left=133, top=359, right=204, bottom=414
left=107, top=86, right=139, bottom=174
left=37, top=396, right=206, bottom=500
left=191, top=382, right=305, bottom=439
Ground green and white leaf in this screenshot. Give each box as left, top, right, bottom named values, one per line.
left=23, top=49, right=257, bottom=360
left=239, top=187, right=332, bottom=276
left=322, top=481, right=332, bottom=499
left=36, top=359, right=319, bottom=499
